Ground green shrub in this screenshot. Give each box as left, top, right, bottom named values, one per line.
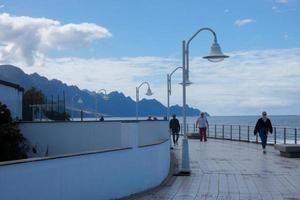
left=0, top=102, right=30, bottom=162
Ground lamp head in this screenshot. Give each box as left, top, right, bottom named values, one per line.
left=185, top=79, right=192, bottom=86
left=146, top=87, right=153, bottom=96
left=77, top=98, right=83, bottom=104
left=203, top=41, right=229, bottom=62
left=103, top=95, right=110, bottom=101
left=179, top=79, right=192, bottom=86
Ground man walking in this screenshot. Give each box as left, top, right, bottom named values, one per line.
left=196, top=112, right=209, bottom=142
left=169, top=114, right=180, bottom=145
left=254, top=111, right=273, bottom=154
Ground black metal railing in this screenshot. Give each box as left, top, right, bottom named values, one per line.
left=181, top=123, right=299, bottom=145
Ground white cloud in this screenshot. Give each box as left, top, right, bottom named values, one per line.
left=187, top=48, right=300, bottom=115
left=15, top=56, right=178, bottom=101
left=0, top=13, right=111, bottom=65
left=5, top=48, right=300, bottom=116
left=0, top=14, right=299, bottom=115
left=234, top=19, right=255, bottom=27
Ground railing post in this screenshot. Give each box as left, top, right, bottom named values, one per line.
left=215, top=124, right=217, bottom=138
left=230, top=125, right=232, bottom=140
left=193, top=124, right=196, bottom=133
left=256, top=132, right=258, bottom=144
left=222, top=125, right=224, bottom=139
left=274, top=127, right=277, bottom=144
left=295, top=128, right=297, bottom=144
left=284, top=128, right=286, bottom=144
left=180, top=123, right=183, bottom=135
left=207, top=125, right=210, bottom=138
left=187, top=124, right=189, bottom=135
left=247, top=126, right=250, bottom=142
left=239, top=125, right=241, bottom=141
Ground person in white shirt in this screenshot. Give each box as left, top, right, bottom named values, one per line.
left=196, top=112, right=209, bottom=142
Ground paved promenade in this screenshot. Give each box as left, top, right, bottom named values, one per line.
left=134, top=139, right=300, bottom=200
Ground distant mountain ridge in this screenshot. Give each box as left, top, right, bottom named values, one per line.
left=0, top=64, right=202, bottom=117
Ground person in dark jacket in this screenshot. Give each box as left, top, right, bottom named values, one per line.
left=169, top=114, right=180, bottom=145
left=254, top=111, right=273, bottom=153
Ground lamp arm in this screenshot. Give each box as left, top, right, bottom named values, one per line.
left=170, top=66, right=183, bottom=77
left=71, top=93, right=79, bottom=102
left=186, top=27, right=217, bottom=48
left=185, top=27, right=217, bottom=80
left=169, top=66, right=183, bottom=95
left=137, top=81, right=150, bottom=90
left=97, top=89, right=107, bottom=95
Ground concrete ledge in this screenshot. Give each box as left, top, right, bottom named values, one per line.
left=139, top=139, right=169, bottom=148
left=0, top=147, right=132, bottom=166
left=123, top=148, right=178, bottom=200
left=280, top=151, right=300, bottom=158
left=275, top=144, right=300, bottom=158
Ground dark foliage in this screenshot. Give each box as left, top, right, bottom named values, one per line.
left=22, top=87, right=45, bottom=121
left=0, top=102, right=30, bottom=162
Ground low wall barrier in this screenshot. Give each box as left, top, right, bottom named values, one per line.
left=0, top=120, right=170, bottom=200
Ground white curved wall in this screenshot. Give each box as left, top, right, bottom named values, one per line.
left=0, top=140, right=170, bottom=200
left=1, top=120, right=170, bottom=200
left=138, top=120, right=169, bottom=146
left=19, top=121, right=169, bottom=157
left=19, top=121, right=123, bottom=156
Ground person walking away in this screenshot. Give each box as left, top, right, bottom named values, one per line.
left=99, top=116, right=104, bottom=121
left=169, top=114, right=180, bottom=145
left=254, top=111, right=273, bottom=154
left=196, top=112, right=209, bottom=142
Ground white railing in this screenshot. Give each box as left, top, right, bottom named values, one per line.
left=183, top=123, right=299, bottom=144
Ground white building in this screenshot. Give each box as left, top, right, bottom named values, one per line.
left=0, top=79, right=24, bottom=120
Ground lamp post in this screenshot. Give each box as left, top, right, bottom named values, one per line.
left=167, top=67, right=183, bottom=120
left=95, top=89, right=110, bottom=119
left=71, top=94, right=83, bottom=121
left=136, top=82, right=153, bottom=120
left=180, top=27, right=229, bottom=175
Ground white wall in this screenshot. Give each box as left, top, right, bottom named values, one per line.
left=138, top=121, right=169, bottom=146
left=0, top=121, right=170, bottom=200
left=19, top=121, right=169, bottom=157
left=0, top=84, right=22, bottom=120
left=19, top=121, right=123, bottom=156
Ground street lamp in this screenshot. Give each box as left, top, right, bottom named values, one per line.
left=167, top=67, right=183, bottom=120
left=136, top=82, right=153, bottom=120
left=71, top=94, right=83, bottom=121
left=180, top=27, right=229, bottom=175
left=95, top=89, right=109, bottom=119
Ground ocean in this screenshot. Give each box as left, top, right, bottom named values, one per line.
left=77, top=115, right=300, bottom=144
left=94, top=115, right=300, bottom=128
left=184, top=115, right=300, bottom=128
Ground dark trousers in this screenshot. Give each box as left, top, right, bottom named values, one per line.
left=199, top=128, right=207, bottom=141
left=172, top=131, right=179, bottom=144
left=259, top=129, right=268, bottom=149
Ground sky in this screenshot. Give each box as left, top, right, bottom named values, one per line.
left=0, top=0, right=300, bottom=116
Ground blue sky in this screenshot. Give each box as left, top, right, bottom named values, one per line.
left=0, top=0, right=300, bottom=115
left=3, top=0, right=300, bottom=57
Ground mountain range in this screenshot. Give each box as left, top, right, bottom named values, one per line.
left=0, top=65, right=202, bottom=117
